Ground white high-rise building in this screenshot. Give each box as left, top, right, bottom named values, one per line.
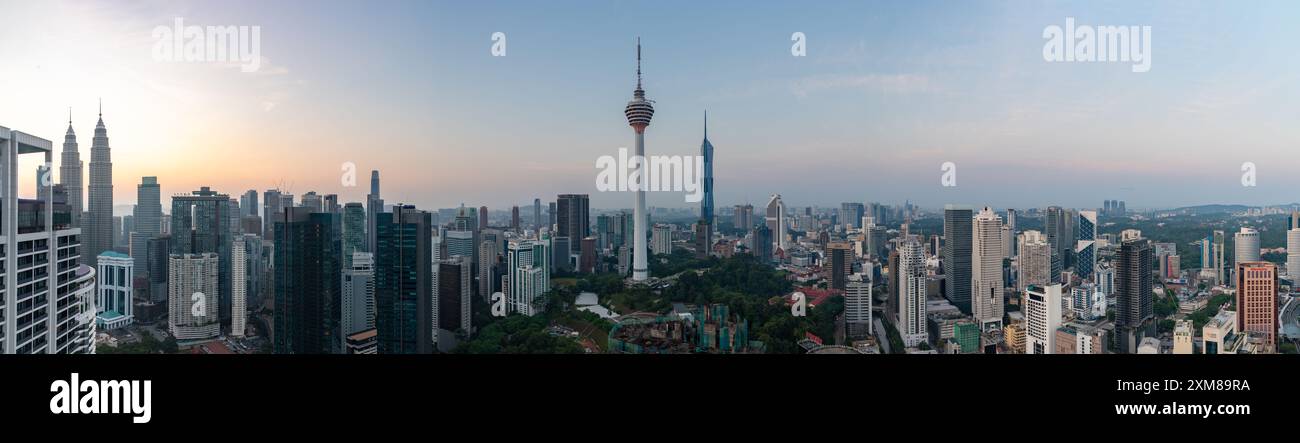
left=625, top=40, right=655, bottom=281
left=168, top=253, right=220, bottom=340
left=844, top=274, right=873, bottom=340
left=972, top=207, right=1004, bottom=330
left=651, top=224, right=672, bottom=255
left=898, top=238, right=928, bottom=347
left=1235, top=227, right=1260, bottom=263
left=95, top=251, right=135, bottom=330
left=507, top=239, right=550, bottom=316
left=1, top=126, right=97, bottom=354
left=1017, top=230, right=1050, bottom=292
left=341, top=252, right=375, bottom=344
left=1025, top=284, right=1063, bottom=354
left=230, top=242, right=247, bottom=337
left=1287, top=229, right=1300, bottom=279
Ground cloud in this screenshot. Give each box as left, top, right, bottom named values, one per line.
left=790, top=74, right=935, bottom=97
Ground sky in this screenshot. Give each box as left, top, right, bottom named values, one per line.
left=1, top=0, right=1298, bottom=214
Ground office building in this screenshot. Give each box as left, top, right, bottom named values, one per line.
left=826, top=241, right=853, bottom=290
left=507, top=239, right=550, bottom=316
left=943, top=205, right=973, bottom=313
left=96, top=251, right=134, bottom=330
left=1116, top=234, right=1153, bottom=353
left=273, top=207, right=341, bottom=353
left=374, top=205, right=434, bottom=354
left=1235, top=261, right=1278, bottom=353
left=171, top=187, right=234, bottom=326
left=844, top=274, right=872, bottom=340
left=436, top=256, right=473, bottom=349
left=84, top=105, right=114, bottom=267
left=1025, top=284, right=1063, bottom=354
left=341, top=252, right=376, bottom=345
left=971, top=207, right=1003, bottom=330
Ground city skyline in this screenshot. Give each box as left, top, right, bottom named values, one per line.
left=3, top=1, right=1300, bottom=212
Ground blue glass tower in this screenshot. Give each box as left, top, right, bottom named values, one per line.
left=700, top=111, right=714, bottom=223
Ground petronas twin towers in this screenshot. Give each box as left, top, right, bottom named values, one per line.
left=61, top=104, right=114, bottom=266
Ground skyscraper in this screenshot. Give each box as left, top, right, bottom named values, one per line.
left=374, top=205, right=434, bottom=354
left=1234, top=227, right=1261, bottom=285
left=262, top=189, right=282, bottom=239
left=1017, top=230, right=1050, bottom=292
left=0, top=128, right=97, bottom=353
left=341, top=252, right=376, bottom=347
left=511, top=205, right=520, bottom=231
left=533, top=198, right=541, bottom=229
left=840, top=202, right=865, bottom=229
left=240, top=190, right=258, bottom=217
left=273, top=207, right=341, bottom=354
left=971, top=207, right=1003, bottom=330
left=169, top=253, right=220, bottom=340
left=507, top=239, right=550, bottom=316
left=697, top=113, right=714, bottom=259
left=1075, top=210, right=1097, bottom=279
left=844, top=274, right=872, bottom=340
left=556, top=194, right=590, bottom=253
left=943, top=205, right=973, bottom=313
left=59, top=110, right=83, bottom=227
left=1024, top=284, right=1062, bottom=354
left=366, top=170, right=383, bottom=253
left=899, top=238, right=928, bottom=347
left=826, top=241, right=852, bottom=290
left=625, top=39, right=654, bottom=281
left=733, top=204, right=753, bottom=230
left=131, top=176, right=162, bottom=278
left=230, top=241, right=247, bottom=338
left=1288, top=229, right=1300, bottom=279
left=1116, top=234, right=1153, bottom=353
left=765, top=194, right=786, bottom=255
left=85, top=102, right=114, bottom=267
left=342, top=202, right=365, bottom=269
left=435, top=255, right=473, bottom=348
left=1214, top=230, right=1226, bottom=284
left=700, top=111, right=714, bottom=224
left=1235, top=261, right=1278, bottom=353
left=171, top=187, right=234, bottom=327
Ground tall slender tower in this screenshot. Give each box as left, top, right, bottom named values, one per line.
left=86, top=100, right=114, bottom=266
left=624, top=39, right=654, bottom=281
left=700, top=111, right=714, bottom=223
left=59, top=108, right=84, bottom=227
left=365, top=170, right=383, bottom=253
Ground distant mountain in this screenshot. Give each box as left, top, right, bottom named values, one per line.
left=1168, top=204, right=1300, bottom=214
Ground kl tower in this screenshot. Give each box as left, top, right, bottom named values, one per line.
left=625, top=38, right=655, bottom=281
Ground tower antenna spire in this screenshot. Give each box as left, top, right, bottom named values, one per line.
left=98, top=98, right=102, bottom=117
left=704, top=110, right=708, bottom=139
left=636, top=37, right=642, bottom=90
left=69, top=107, right=72, bottom=124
